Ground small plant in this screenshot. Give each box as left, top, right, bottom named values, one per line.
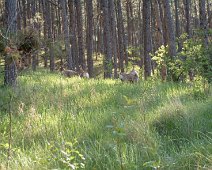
left=180, top=37, right=212, bottom=82
left=106, top=112, right=127, bottom=170
left=47, top=139, right=85, bottom=169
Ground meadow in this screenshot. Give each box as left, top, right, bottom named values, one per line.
left=0, top=69, right=212, bottom=170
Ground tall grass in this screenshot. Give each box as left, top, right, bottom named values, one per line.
left=0, top=69, right=211, bottom=169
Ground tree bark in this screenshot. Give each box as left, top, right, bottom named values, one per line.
left=163, top=0, right=177, bottom=81
left=68, top=0, right=78, bottom=70
left=108, top=0, right=118, bottom=78
left=138, top=1, right=143, bottom=68
left=174, top=0, right=182, bottom=51
left=75, top=0, right=85, bottom=69
left=143, top=0, right=152, bottom=79
left=86, top=0, right=94, bottom=77
left=4, top=0, right=17, bottom=86
left=60, top=0, right=73, bottom=70
left=183, top=0, right=191, bottom=38
left=199, top=0, right=209, bottom=47
left=21, top=0, right=27, bottom=28
left=207, top=0, right=212, bottom=28
left=163, top=0, right=177, bottom=59
left=153, top=0, right=164, bottom=48
left=41, top=0, right=48, bottom=67
left=45, top=1, right=55, bottom=71
left=116, top=0, right=125, bottom=72
left=100, top=0, right=112, bottom=78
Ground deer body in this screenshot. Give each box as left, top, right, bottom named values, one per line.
left=119, top=68, right=139, bottom=83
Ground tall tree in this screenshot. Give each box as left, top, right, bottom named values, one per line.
left=100, top=0, right=112, bottom=78
left=183, top=0, right=191, bottom=38
left=143, top=0, right=152, bottom=79
left=126, top=0, right=132, bottom=46
left=41, top=0, right=48, bottom=67
left=207, top=0, right=212, bottom=28
left=116, top=0, right=125, bottom=72
left=45, top=1, right=55, bottom=71
left=174, top=0, right=182, bottom=51
left=163, top=0, right=177, bottom=59
left=163, top=0, right=177, bottom=80
left=86, top=0, right=94, bottom=77
left=199, top=0, right=209, bottom=47
left=153, top=0, right=164, bottom=48
left=138, top=0, right=143, bottom=68
left=60, top=0, right=73, bottom=70
left=4, top=0, right=17, bottom=86
left=108, top=0, right=118, bottom=78
left=68, top=0, right=78, bottom=70
left=21, top=0, right=27, bottom=28
left=75, top=0, right=85, bottom=69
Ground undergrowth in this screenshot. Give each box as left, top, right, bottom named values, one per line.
left=0, top=69, right=211, bottom=169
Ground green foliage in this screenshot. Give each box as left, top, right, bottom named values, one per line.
left=180, top=38, right=212, bottom=82
left=47, top=140, right=85, bottom=169
left=0, top=31, right=8, bottom=55
left=152, top=45, right=168, bottom=67
left=17, top=29, right=40, bottom=53
left=0, top=40, right=6, bottom=54
left=127, top=46, right=141, bottom=61
left=152, top=34, right=212, bottom=82
left=103, top=58, right=113, bottom=76
left=42, top=40, right=65, bottom=61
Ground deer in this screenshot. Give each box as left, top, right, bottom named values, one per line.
left=62, top=66, right=89, bottom=78
left=119, top=67, right=139, bottom=83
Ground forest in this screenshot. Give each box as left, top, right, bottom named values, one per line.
left=0, top=0, right=212, bottom=169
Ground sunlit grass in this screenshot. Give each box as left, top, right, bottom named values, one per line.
left=0, top=69, right=211, bottom=169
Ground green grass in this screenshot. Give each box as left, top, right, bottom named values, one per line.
left=0, top=69, right=212, bottom=170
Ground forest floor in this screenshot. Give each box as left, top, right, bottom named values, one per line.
left=0, top=69, right=212, bottom=170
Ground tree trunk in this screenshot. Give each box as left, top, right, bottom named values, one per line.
left=207, top=0, right=212, bottom=28
left=45, top=1, right=55, bottom=71
left=194, top=0, right=200, bottom=28
left=86, top=0, right=94, bottom=77
left=100, top=0, right=112, bottom=78
left=21, top=0, right=27, bottom=28
left=32, top=52, right=37, bottom=71
left=116, top=0, right=125, bottom=72
left=17, top=0, right=21, bottom=30
left=4, top=0, right=17, bottom=86
left=143, top=0, right=152, bottom=79
left=60, top=0, right=73, bottom=70
left=126, top=0, right=132, bottom=47
left=68, top=0, right=78, bottom=70
left=153, top=0, right=164, bottom=48
left=138, top=1, right=143, bottom=68
left=57, top=0, right=62, bottom=36
left=159, top=0, right=168, bottom=45
left=41, top=0, right=48, bottom=67
left=163, top=0, right=177, bottom=81
left=183, top=0, right=191, bottom=38
left=108, top=0, right=118, bottom=78
left=75, top=0, right=85, bottom=69
left=199, top=0, right=209, bottom=47
left=163, top=0, right=177, bottom=59
left=174, top=0, right=182, bottom=51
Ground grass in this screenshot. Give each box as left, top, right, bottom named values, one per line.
left=0, top=69, right=212, bottom=170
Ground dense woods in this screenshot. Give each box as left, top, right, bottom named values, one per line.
left=0, top=0, right=211, bottom=85
left=0, top=0, right=212, bottom=169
